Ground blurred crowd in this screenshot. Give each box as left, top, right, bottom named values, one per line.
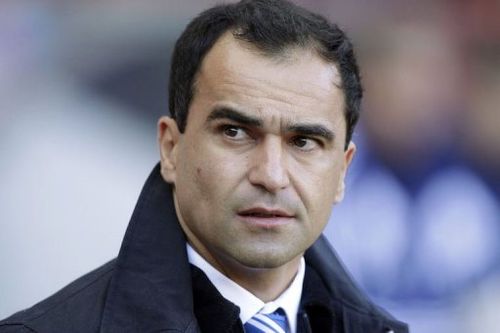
left=1, top=1, right=498, bottom=332
left=325, top=0, right=500, bottom=331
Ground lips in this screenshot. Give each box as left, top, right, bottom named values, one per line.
left=238, top=207, right=294, bottom=218
left=237, top=207, right=295, bottom=228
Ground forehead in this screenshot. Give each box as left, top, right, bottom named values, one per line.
left=193, top=33, right=345, bottom=125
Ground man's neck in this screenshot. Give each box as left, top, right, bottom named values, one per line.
left=218, top=255, right=302, bottom=302
left=190, top=241, right=302, bottom=302
left=188, top=244, right=305, bottom=333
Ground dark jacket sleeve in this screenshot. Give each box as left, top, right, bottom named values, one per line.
left=0, top=324, right=36, bottom=332
left=0, top=260, right=115, bottom=333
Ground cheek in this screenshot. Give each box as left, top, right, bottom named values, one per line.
left=186, top=145, right=247, bottom=204
left=174, top=149, right=227, bottom=231
left=292, top=157, right=342, bottom=217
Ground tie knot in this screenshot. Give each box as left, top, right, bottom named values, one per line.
left=244, top=308, right=289, bottom=333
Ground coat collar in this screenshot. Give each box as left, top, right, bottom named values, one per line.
left=100, top=164, right=199, bottom=332
left=305, top=229, right=408, bottom=333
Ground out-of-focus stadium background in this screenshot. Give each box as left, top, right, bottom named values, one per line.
left=1, top=1, right=498, bottom=331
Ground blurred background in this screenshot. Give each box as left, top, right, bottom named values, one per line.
left=0, top=0, right=498, bottom=332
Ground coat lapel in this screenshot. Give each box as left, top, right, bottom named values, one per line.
left=100, top=164, right=200, bottom=332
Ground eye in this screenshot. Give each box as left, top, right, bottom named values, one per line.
left=291, top=136, right=321, bottom=151
left=221, top=125, right=249, bottom=140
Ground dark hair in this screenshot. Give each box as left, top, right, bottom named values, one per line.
left=169, top=0, right=362, bottom=149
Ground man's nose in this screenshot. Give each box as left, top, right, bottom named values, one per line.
left=248, top=137, right=290, bottom=193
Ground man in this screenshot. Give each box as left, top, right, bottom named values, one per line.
left=0, top=0, right=408, bottom=332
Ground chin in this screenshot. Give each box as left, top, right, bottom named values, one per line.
left=235, top=247, right=301, bottom=269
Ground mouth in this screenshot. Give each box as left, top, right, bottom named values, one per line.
left=237, top=207, right=295, bottom=228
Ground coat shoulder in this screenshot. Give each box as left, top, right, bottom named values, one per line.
left=0, top=260, right=116, bottom=333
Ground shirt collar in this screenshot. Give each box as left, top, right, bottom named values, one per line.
left=187, top=243, right=305, bottom=333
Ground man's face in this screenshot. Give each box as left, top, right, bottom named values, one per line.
left=159, top=33, right=355, bottom=275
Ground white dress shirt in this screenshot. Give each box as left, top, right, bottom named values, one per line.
left=187, top=244, right=305, bottom=333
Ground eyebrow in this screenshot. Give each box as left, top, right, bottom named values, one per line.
left=207, top=107, right=262, bottom=127
left=206, top=106, right=335, bottom=143
left=287, top=124, right=335, bottom=143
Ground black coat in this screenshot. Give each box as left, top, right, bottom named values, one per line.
left=0, top=165, right=409, bottom=333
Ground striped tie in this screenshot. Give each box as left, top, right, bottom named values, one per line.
left=244, top=308, right=289, bottom=333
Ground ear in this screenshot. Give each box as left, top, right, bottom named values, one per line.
left=333, top=141, right=356, bottom=204
left=157, top=116, right=181, bottom=184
